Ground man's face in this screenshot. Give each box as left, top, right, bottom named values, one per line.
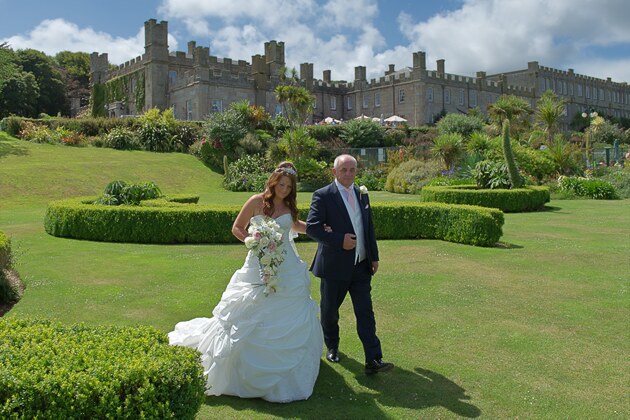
left=333, top=157, right=357, bottom=188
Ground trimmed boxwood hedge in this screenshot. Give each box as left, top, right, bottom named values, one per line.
left=420, top=185, right=550, bottom=212
left=0, top=318, right=205, bottom=419
left=0, top=230, right=10, bottom=269
left=45, top=197, right=504, bottom=247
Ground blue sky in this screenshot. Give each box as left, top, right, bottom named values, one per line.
left=2, top=0, right=629, bottom=84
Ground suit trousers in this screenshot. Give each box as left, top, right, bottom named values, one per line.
left=319, top=259, right=383, bottom=363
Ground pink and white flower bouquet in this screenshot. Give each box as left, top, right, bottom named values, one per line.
left=244, top=217, right=286, bottom=296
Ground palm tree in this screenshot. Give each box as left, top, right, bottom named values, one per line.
left=535, top=90, right=566, bottom=146
left=431, top=133, right=465, bottom=171
left=274, top=85, right=313, bottom=128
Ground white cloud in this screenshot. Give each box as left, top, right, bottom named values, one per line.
left=318, top=0, right=379, bottom=29
left=0, top=18, right=155, bottom=65
left=395, top=0, right=630, bottom=82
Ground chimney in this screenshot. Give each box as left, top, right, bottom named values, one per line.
left=323, top=70, right=331, bottom=83
left=387, top=64, right=395, bottom=75
left=413, top=51, right=426, bottom=70
left=437, top=59, right=445, bottom=76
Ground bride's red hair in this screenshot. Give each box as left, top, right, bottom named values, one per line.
left=262, top=162, right=298, bottom=221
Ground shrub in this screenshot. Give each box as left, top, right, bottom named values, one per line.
left=307, top=124, right=342, bottom=142
left=19, top=122, right=58, bottom=144
left=172, top=122, right=203, bottom=152
left=355, top=167, right=387, bottom=191
left=593, top=166, right=630, bottom=198
left=0, top=231, right=20, bottom=305
left=421, top=185, right=551, bottom=212
left=385, top=159, right=443, bottom=194
left=437, top=113, right=485, bottom=139
left=340, top=119, right=384, bottom=147
left=557, top=176, right=619, bottom=200
left=0, top=116, right=26, bottom=137
left=277, top=127, right=319, bottom=161
left=295, top=158, right=332, bottom=191
left=104, top=127, right=139, bottom=150
left=473, top=160, right=511, bottom=189
left=203, top=105, right=249, bottom=158
left=223, top=154, right=272, bottom=192
left=94, top=180, right=162, bottom=205
left=136, top=108, right=175, bottom=152
left=0, top=318, right=205, bottom=419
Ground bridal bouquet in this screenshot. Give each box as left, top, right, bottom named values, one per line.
left=244, top=217, right=286, bottom=296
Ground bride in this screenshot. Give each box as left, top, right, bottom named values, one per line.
left=169, top=162, right=324, bottom=403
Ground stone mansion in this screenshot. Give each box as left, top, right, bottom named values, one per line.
left=90, top=19, right=630, bottom=129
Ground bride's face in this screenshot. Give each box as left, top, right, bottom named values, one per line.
left=274, top=176, right=292, bottom=199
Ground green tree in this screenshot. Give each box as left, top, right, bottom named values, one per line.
left=16, top=49, right=67, bottom=116
left=55, top=51, right=91, bottom=109
left=535, top=90, right=566, bottom=146
left=274, top=85, right=313, bottom=129
left=488, top=94, right=531, bottom=141
left=0, top=45, right=39, bottom=118
left=340, top=119, right=384, bottom=147
left=437, top=113, right=485, bottom=139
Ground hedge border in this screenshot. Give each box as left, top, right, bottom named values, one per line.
left=0, top=318, right=205, bottom=418
left=0, top=231, right=10, bottom=269
left=420, top=185, right=550, bottom=212
left=45, top=197, right=504, bottom=247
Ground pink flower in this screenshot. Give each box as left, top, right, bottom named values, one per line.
left=267, top=241, right=277, bottom=252
left=254, top=231, right=262, bottom=240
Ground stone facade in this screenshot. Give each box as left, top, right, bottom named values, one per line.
left=91, top=19, right=630, bottom=127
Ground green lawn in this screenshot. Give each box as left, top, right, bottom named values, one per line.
left=1, top=134, right=629, bottom=419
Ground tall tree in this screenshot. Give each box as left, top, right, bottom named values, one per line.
left=274, top=85, right=313, bottom=129
left=16, top=49, right=68, bottom=116
left=0, top=44, right=39, bottom=118
left=535, top=90, right=566, bottom=146
left=55, top=51, right=92, bottom=110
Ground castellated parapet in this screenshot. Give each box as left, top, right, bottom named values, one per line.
left=90, top=19, right=629, bottom=124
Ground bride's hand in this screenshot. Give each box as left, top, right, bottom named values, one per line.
left=324, top=224, right=333, bottom=233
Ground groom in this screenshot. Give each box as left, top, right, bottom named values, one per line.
left=306, top=154, right=393, bottom=375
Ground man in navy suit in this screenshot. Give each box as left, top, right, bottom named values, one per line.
left=306, top=154, right=393, bottom=375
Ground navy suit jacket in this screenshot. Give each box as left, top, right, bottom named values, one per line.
left=306, top=182, right=379, bottom=280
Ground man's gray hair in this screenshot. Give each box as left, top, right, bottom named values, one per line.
left=333, top=154, right=357, bottom=169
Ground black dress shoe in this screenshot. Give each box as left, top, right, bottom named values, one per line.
left=365, top=358, right=394, bottom=374
left=326, top=348, right=340, bottom=363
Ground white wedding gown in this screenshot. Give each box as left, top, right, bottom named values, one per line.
left=169, top=214, right=323, bottom=403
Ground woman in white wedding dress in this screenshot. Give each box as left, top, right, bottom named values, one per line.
left=169, top=162, right=324, bottom=403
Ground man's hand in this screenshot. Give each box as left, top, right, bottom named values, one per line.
left=343, top=233, right=357, bottom=250
left=371, top=261, right=379, bottom=275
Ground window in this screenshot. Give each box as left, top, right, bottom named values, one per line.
left=593, top=88, right=598, bottom=100
left=330, top=96, right=336, bottom=110
left=458, top=89, right=465, bottom=106
left=563, top=81, right=567, bottom=95
left=312, top=99, right=317, bottom=109
left=577, top=84, right=583, bottom=97
left=540, top=79, right=546, bottom=92
left=427, top=87, right=433, bottom=102
left=211, top=99, right=222, bottom=113
left=569, top=83, right=573, bottom=96
left=398, top=89, right=405, bottom=103
left=375, top=92, right=381, bottom=107
left=169, top=70, right=177, bottom=85
left=586, top=86, right=591, bottom=99
left=445, top=88, right=451, bottom=104
left=470, top=91, right=477, bottom=107
left=347, top=96, right=353, bottom=110
left=186, top=100, right=193, bottom=121
left=599, top=88, right=604, bottom=101
left=362, top=94, right=368, bottom=109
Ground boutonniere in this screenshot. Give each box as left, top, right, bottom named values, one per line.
left=359, top=185, right=368, bottom=198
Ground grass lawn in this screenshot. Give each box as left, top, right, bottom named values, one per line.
left=1, top=133, right=629, bottom=419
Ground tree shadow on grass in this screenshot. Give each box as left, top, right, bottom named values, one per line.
left=0, top=139, right=30, bottom=159
left=493, top=241, right=523, bottom=250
